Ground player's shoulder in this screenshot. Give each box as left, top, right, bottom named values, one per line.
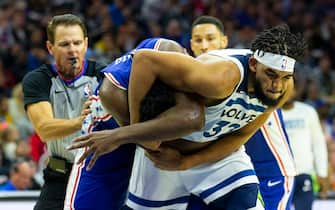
left=135, top=38, right=162, bottom=50
left=201, top=49, right=252, bottom=66
left=136, top=37, right=184, bottom=53
left=294, top=101, right=317, bottom=113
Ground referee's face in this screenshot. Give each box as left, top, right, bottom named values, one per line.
left=46, top=24, right=88, bottom=80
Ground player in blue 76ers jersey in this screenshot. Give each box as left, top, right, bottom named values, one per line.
left=245, top=109, right=296, bottom=210
left=64, top=38, right=196, bottom=210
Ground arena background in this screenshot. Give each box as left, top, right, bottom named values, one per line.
left=1, top=0, right=335, bottom=209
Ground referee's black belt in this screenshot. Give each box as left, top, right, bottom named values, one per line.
left=48, top=156, right=73, bottom=174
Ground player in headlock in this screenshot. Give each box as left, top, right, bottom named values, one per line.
left=64, top=38, right=205, bottom=210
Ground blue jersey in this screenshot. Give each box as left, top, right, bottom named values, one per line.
left=245, top=109, right=295, bottom=178
left=245, top=109, right=296, bottom=210
left=64, top=38, right=164, bottom=210
left=102, top=37, right=162, bottom=90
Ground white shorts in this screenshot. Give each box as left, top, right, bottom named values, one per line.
left=126, top=146, right=260, bottom=210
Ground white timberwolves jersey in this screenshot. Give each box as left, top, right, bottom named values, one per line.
left=184, top=49, right=268, bottom=142
left=126, top=49, right=265, bottom=210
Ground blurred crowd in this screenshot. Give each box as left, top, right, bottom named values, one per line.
left=0, top=0, right=335, bottom=196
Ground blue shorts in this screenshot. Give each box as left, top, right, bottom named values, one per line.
left=64, top=100, right=136, bottom=210
left=187, top=183, right=261, bottom=210
left=72, top=144, right=135, bottom=210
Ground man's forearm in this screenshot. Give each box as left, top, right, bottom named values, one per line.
left=129, top=51, right=157, bottom=124
left=34, top=117, right=82, bottom=141
left=115, top=107, right=203, bottom=146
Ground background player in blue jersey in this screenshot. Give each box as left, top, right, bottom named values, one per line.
left=69, top=25, right=306, bottom=210
left=245, top=110, right=296, bottom=210
left=282, top=89, right=328, bottom=210
left=64, top=38, right=205, bottom=210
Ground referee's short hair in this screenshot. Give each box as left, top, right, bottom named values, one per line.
left=47, top=14, right=87, bottom=44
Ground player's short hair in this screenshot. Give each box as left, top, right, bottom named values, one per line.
left=139, top=80, right=176, bottom=122
left=47, top=14, right=87, bottom=44
left=192, top=16, right=224, bottom=34
left=251, top=24, right=307, bottom=60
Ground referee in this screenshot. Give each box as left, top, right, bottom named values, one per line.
left=22, top=14, right=105, bottom=210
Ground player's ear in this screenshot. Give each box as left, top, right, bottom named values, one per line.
left=248, top=57, right=257, bottom=73
left=84, top=37, right=88, bottom=51
left=220, top=35, right=228, bottom=49
left=46, top=41, right=53, bottom=55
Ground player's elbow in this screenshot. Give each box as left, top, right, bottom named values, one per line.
left=132, top=50, right=160, bottom=75
left=187, top=111, right=205, bottom=131
left=133, top=50, right=152, bottom=67
left=182, top=106, right=205, bottom=132
left=33, top=119, right=57, bottom=141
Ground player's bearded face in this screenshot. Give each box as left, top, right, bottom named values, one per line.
left=251, top=61, right=293, bottom=107
left=253, top=78, right=283, bottom=107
